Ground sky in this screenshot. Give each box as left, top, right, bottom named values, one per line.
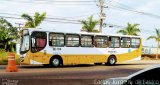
left=0, top=0, right=160, bottom=47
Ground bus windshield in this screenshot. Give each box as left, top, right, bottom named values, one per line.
left=20, top=30, right=30, bottom=54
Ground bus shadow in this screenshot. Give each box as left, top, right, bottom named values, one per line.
left=112, top=63, right=158, bottom=66
left=20, top=64, right=94, bottom=69
left=19, top=63, right=158, bottom=69
left=63, top=64, right=94, bottom=68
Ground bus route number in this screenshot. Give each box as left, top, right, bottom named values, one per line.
left=53, top=48, right=61, bottom=51
left=108, top=50, right=117, bottom=54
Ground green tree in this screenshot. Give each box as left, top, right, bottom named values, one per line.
left=0, top=18, right=18, bottom=52
left=117, top=23, right=140, bottom=36
left=147, top=28, right=160, bottom=59
left=21, top=12, right=46, bottom=28
left=80, top=15, right=99, bottom=32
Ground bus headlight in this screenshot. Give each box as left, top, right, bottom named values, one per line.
left=20, top=57, right=24, bottom=62
left=20, top=54, right=26, bottom=62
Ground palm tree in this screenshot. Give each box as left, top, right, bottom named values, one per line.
left=147, top=28, right=160, bottom=59
left=21, top=12, right=46, bottom=28
left=117, top=23, right=140, bottom=36
left=80, top=15, right=99, bottom=32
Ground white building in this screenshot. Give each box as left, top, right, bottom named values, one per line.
left=142, top=46, right=160, bottom=54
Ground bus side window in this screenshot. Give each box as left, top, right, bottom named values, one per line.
left=49, top=33, right=64, bottom=47
left=81, top=35, right=93, bottom=47
left=121, top=37, right=131, bottom=48
left=109, top=36, right=120, bottom=48
left=66, top=34, right=79, bottom=47
left=95, top=36, right=108, bottom=48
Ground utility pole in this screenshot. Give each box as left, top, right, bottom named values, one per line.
left=15, top=23, right=24, bottom=31
left=15, top=23, right=24, bottom=55
left=15, top=23, right=24, bottom=43
left=97, top=0, right=106, bottom=33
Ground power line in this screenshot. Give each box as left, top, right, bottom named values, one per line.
left=0, top=13, right=81, bottom=22
left=1, top=0, right=96, bottom=5
left=0, top=16, right=22, bottom=20
left=112, top=6, right=160, bottom=18
left=108, top=1, right=160, bottom=19
left=111, top=0, right=132, bottom=9
left=49, top=13, right=98, bottom=19
left=0, top=15, right=156, bottom=34
left=45, top=20, right=81, bottom=24
left=0, top=13, right=156, bottom=34
left=0, top=12, right=98, bottom=22
left=31, top=0, right=95, bottom=2
left=46, top=17, right=80, bottom=22
left=1, top=0, right=96, bottom=2
left=0, top=12, right=99, bottom=19
left=0, top=15, right=82, bottom=24
left=0, top=15, right=122, bottom=27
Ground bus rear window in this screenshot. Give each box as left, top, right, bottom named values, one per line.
left=121, top=37, right=131, bottom=48
left=131, top=38, right=140, bottom=48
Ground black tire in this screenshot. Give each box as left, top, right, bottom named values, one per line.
left=94, top=63, right=102, bottom=65
left=106, top=56, right=116, bottom=65
left=50, top=57, right=61, bottom=67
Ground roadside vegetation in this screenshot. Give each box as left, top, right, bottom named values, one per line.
left=0, top=18, right=19, bottom=64
left=0, top=18, right=18, bottom=52
left=117, top=23, right=140, bottom=36
left=80, top=15, right=99, bottom=32
left=21, top=12, right=46, bottom=28
left=0, top=12, right=46, bottom=64
left=146, top=28, right=160, bottom=59
left=0, top=52, right=20, bottom=65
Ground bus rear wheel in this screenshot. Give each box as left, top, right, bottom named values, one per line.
left=106, top=56, right=116, bottom=66
left=50, top=57, right=61, bottom=67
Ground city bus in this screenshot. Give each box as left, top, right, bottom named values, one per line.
left=20, top=28, right=142, bottom=67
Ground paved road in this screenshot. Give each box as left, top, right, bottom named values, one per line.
left=0, top=60, right=159, bottom=85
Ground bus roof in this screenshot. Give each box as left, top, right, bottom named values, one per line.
left=23, top=28, right=141, bottom=38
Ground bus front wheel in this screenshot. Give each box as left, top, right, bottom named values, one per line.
left=106, top=56, right=116, bottom=66
left=50, top=57, right=61, bottom=67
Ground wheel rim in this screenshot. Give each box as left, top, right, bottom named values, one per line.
left=52, top=58, right=59, bottom=66
left=110, top=58, right=115, bottom=65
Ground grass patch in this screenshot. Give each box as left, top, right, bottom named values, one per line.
left=142, top=54, right=160, bottom=60
left=0, top=52, right=20, bottom=65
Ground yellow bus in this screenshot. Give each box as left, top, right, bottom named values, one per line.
left=20, top=28, right=142, bottom=67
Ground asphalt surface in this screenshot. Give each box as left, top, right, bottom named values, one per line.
left=0, top=60, right=159, bottom=85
